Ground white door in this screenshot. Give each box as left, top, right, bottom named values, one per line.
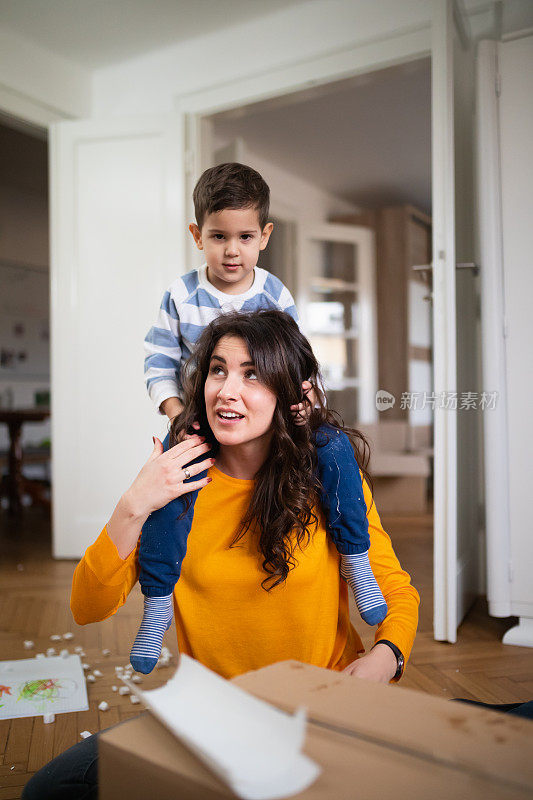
left=432, top=0, right=480, bottom=641
left=50, top=115, right=183, bottom=558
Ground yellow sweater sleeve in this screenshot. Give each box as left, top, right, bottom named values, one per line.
left=70, top=527, right=140, bottom=625
left=363, top=479, right=420, bottom=665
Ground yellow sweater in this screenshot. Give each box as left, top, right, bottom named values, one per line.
left=71, top=466, right=419, bottom=679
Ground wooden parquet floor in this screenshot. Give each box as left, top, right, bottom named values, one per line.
left=1, top=507, right=532, bottom=798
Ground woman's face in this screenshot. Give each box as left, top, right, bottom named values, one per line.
left=204, top=335, right=277, bottom=449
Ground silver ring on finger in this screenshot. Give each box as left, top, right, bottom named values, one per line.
left=183, top=467, right=191, bottom=481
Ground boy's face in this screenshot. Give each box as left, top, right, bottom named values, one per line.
left=189, top=207, right=273, bottom=295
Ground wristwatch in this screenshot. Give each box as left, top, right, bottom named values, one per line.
left=372, top=639, right=404, bottom=680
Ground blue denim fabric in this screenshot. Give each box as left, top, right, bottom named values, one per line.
left=138, top=434, right=209, bottom=596
left=313, top=424, right=370, bottom=556
left=138, top=424, right=370, bottom=597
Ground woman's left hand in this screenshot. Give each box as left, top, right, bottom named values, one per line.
left=342, top=643, right=398, bottom=683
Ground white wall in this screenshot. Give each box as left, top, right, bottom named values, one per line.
left=92, top=0, right=435, bottom=117
left=235, top=146, right=360, bottom=224
left=0, top=25, right=91, bottom=124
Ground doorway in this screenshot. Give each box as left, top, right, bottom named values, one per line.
left=0, top=118, right=51, bottom=519
left=198, top=58, right=435, bottom=632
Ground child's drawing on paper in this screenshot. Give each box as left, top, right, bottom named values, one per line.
left=0, top=656, right=88, bottom=720
left=0, top=684, right=11, bottom=708
left=18, top=678, right=77, bottom=713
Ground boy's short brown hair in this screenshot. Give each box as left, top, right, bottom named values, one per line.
left=193, top=162, right=270, bottom=229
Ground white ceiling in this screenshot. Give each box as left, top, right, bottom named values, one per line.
left=212, top=58, right=432, bottom=213
left=0, top=0, right=308, bottom=68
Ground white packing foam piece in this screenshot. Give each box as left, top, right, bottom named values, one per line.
left=98, top=701, right=109, bottom=711
left=46, top=648, right=56, bottom=657
left=62, top=632, right=74, bottom=640
left=43, top=713, right=55, bottom=724
left=74, top=646, right=83, bottom=654
left=50, top=634, right=62, bottom=641
left=130, top=695, right=140, bottom=704
left=36, top=653, right=45, bottom=659
left=124, top=655, right=320, bottom=800
left=23, top=641, right=34, bottom=650
left=80, top=731, right=92, bottom=739
left=112, top=685, right=118, bottom=692
left=118, top=686, right=130, bottom=696
left=86, top=675, right=96, bottom=683
left=102, top=649, right=111, bottom=656
left=82, top=664, right=89, bottom=671
left=131, top=675, right=142, bottom=683
left=60, top=649, right=70, bottom=658
left=93, top=670, right=103, bottom=678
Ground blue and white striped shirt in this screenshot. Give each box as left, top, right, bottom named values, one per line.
left=144, top=263, right=298, bottom=409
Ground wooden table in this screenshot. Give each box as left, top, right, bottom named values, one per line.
left=0, top=407, right=50, bottom=514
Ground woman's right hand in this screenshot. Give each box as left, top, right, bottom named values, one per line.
left=123, top=435, right=214, bottom=520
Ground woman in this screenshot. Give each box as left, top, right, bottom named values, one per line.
left=23, top=310, right=419, bottom=798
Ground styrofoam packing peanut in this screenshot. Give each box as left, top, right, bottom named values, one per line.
left=118, top=686, right=130, bottom=696
left=112, top=685, right=118, bottom=692
left=43, top=713, right=55, bottom=724
left=102, top=649, right=111, bottom=656
left=82, top=663, right=90, bottom=671
left=60, top=649, right=70, bottom=658
left=62, top=632, right=74, bottom=640
left=23, top=640, right=34, bottom=649
left=50, top=634, right=62, bottom=641
left=131, top=675, right=142, bottom=683
left=161, top=647, right=170, bottom=657
left=74, top=646, right=83, bottom=654
left=130, top=695, right=140, bottom=704
left=114, top=666, right=124, bottom=673
left=46, top=648, right=56, bottom=656
left=10, top=765, right=15, bottom=770
left=93, top=670, right=103, bottom=678
left=98, top=701, right=109, bottom=711
left=80, top=731, right=92, bottom=739
left=36, top=653, right=45, bottom=659
left=79, top=651, right=86, bottom=657
left=86, top=675, right=96, bottom=683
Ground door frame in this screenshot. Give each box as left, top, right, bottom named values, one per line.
left=175, top=6, right=467, bottom=642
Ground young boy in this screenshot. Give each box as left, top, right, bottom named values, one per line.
left=132, top=163, right=386, bottom=673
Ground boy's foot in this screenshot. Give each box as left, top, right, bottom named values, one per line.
left=340, top=552, right=388, bottom=625
left=130, top=594, right=173, bottom=674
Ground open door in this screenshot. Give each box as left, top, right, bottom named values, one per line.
left=50, top=114, right=183, bottom=558
left=432, top=0, right=480, bottom=641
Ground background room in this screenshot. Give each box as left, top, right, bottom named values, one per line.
left=1, top=0, right=533, bottom=794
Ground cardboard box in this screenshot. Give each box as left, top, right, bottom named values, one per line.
left=100, top=661, right=533, bottom=800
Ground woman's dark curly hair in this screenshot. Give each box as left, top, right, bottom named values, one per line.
left=170, top=309, right=372, bottom=590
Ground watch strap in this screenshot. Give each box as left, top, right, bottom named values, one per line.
left=372, top=639, right=404, bottom=680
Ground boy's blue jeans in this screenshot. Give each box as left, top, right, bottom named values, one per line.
left=138, top=424, right=370, bottom=597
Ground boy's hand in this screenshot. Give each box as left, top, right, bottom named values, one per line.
left=160, top=397, right=184, bottom=420
left=177, top=420, right=201, bottom=443
left=290, top=381, right=315, bottom=426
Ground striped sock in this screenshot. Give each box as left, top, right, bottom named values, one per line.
left=130, top=594, right=173, bottom=674
left=340, top=552, right=387, bottom=626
